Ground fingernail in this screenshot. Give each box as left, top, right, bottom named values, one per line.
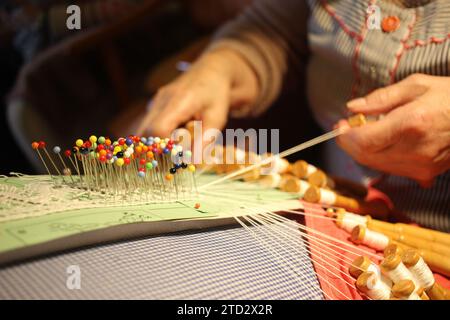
left=347, top=98, right=366, bottom=109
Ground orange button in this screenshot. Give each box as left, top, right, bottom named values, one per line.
left=382, top=16, right=400, bottom=33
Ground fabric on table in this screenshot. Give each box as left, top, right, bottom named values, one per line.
left=0, top=224, right=323, bottom=300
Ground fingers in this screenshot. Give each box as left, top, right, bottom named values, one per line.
left=136, top=88, right=200, bottom=138
left=136, top=89, right=229, bottom=140
left=136, top=90, right=171, bottom=136
left=150, top=91, right=198, bottom=138
left=347, top=75, right=427, bottom=115
left=336, top=109, right=404, bottom=159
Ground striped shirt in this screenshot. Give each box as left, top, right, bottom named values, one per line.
left=209, top=0, right=450, bottom=231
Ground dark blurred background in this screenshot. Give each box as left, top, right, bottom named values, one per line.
left=1, top=0, right=321, bottom=175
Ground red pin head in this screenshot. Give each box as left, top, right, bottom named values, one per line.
left=38, top=141, right=46, bottom=149
left=64, top=150, right=72, bottom=157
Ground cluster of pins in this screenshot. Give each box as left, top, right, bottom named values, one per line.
left=326, top=208, right=450, bottom=300
left=31, top=135, right=197, bottom=202
left=202, top=147, right=387, bottom=215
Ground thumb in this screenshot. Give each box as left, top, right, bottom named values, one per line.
left=336, top=110, right=404, bottom=156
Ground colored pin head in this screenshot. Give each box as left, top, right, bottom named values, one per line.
left=30, top=134, right=198, bottom=198
left=75, top=139, right=83, bottom=147
left=116, top=158, right=124, bottom=167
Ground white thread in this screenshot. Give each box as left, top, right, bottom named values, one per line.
left=408, top=257, right=435, bottom=289
left=276, top=158, right=290, bottom=173
left=299, top=180, right=310, bottom=195
left=394, top=285, right=421, bottom=300
left=367, top=263, right=380, bottom=275
left=235, top=148, right=246, bottom=163
left=258, top=173, right=282, bottom=188
left=319, top=189, right=337, bottom=205
left=365, top=263, right=393, bottom=288
left=384, top=261, right=419, bottom=289
left=306, top=164, right=317, bottom=177
left=381, top=275, right=393, bottom=288
left=344, top=212, right=368, bottom=224
left=340, top=213, right=368, bottom=232
left=404, top=292, right=422, bottom=300
left=362, top=229, right=390, bottom=251
left=364, top=273, right=391, bottom=300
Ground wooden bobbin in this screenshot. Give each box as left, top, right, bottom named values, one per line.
left=384, top=243, right=404, bottom=258
left=351, top=225, right=390, bottom=251
left=391, top=280, right=421, bottom=300
left=258, top=173, right=283, bottom=189
left=307, top=169, right=335, bottom=189
left=226, top=163, right=261, bottom=182
left=380, top=253, right=402, bottom=272
left=280, top=176, right=310, bottom=195
left=368, top=219, right=450, bottom=247
left=369, top=226, right=450, bottom=257
left=303, top=186, right=389, bottom=216
left=349, top=256, right=374, bottom=278
left=303, top=186, right=358, bottom=209
left=325, top=207, right=346, bottom=218
left=348, top=113, right=367, bottom=127
left=381, top=254, right=421, bottom=289
left=262, top=156, right=290, bottom=175
left=291, top=160, right=316, bottom=179
left=356, top=272, right=391, bottom=300
left=335, top=212, right=370, bottom=232
left=392, top=240, right=450, bottom=278
left=401, top=249, right=450, bottom=300
left=355, top=271, right=373, bottom=293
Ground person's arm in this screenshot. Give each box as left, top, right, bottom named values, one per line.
left=136, top=0, right=309, bottom=137
left=206, top=0, right=309, bottom=117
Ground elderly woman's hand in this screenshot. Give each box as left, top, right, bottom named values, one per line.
left=136, top=49, right=259, bottom=138
left=336, top=74, right=450, bottom=186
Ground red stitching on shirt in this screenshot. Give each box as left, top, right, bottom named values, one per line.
left=351, top=19, right=371, bottom=98
left=404, top=33, right=450, bottom=50
left=320, top=0, right=363, bottom=41
left=321, top=0, right=374, bottom=99
left=389, top=13, right=416, bottom=84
